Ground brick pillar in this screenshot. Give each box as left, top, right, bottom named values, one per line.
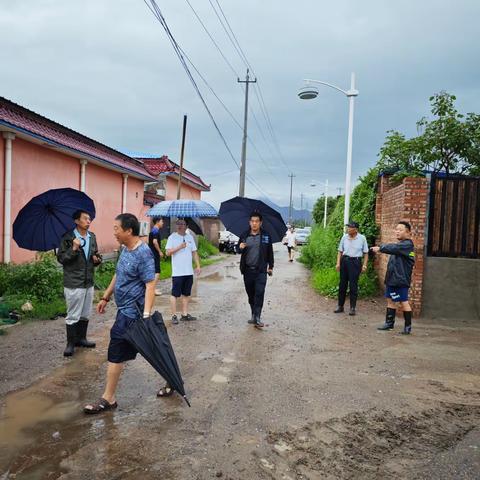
left=402, top=178, right=429, bottom=316
left=374, top=176, right=429, bottom=317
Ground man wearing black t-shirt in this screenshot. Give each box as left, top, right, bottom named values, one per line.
left=148, top=217, right=164, bottom=296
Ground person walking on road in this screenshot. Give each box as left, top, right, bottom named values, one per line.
left=371, top=221, right=415, bottom=334
left=148, top=217, right=164, bottom=296
left=57, top=209, right=102, bottom=357
left=285, top=226, right=297, bottom=262
left=165, top=218, right=201, bottom=325
left=334, top=221, right=369, bottom=316
left=83, top=213, right=156, bottom=414
left=238, top=212, right=274, bottom=328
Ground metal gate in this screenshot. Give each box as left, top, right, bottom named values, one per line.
left=427, top=174, right=480, bottom=258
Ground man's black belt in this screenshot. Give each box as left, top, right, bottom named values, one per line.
left=343, top=255, right=362, bottom=259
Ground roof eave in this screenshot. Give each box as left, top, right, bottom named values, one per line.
left=0, top=121, right=156, bottom=181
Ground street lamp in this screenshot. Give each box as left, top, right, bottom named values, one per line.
left=299, top=73, right=359, bottom=226
left=310, top=180, right=329, bottom=228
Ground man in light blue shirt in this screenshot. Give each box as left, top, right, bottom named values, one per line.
left=334, top=221, right=369, bottom=316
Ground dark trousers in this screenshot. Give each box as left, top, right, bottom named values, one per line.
left=243, top=269, right=268, bottom=317
left=338, top=256, right=362, bottom=308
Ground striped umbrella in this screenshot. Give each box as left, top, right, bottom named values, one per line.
left=146, top=199, right=218, bottom=218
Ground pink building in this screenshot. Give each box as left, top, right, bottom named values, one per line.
left=0, top=97, right=210, bottom=263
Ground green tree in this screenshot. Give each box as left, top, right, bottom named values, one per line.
left=312, top=196, right=339, bottom=226
left=378, top=91, right=480, bottom=177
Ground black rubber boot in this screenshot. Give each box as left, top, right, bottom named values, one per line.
left=254, top=314, right=264, bottom=328
left=334, top=306, right=344, bottom=313
left=377, top=308, right=396, bottom=331
left=349, top=307, right=356, bottom=316
left=248, top=306, right=255, bottom=324
left=75, top=320, right=96, bottom=348
left=63, top=324, right=76, bottom=357
left=401, top=311, right=412, bottom=334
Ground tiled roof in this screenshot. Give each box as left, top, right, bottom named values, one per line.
left=0, top=96, right=156, bottom=181
left=138, top=156, right=210, bottom=191
left=144, top=192, right=165, bottom=207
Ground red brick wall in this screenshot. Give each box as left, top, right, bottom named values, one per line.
left=375, top=175, right=429, bottom=316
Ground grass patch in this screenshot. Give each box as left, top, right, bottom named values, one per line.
left=311, top=266, right=378, bottom=298
left=0, top=236, right=221, bottom=324
left=1, top=294, right=66, bottom=320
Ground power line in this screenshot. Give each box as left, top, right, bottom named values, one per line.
left=143, top=0, right=240, bottom=171
left=184, top=0, right=240, bottom=78
left=210, top=0, right=292, bottom=173
left=144, top=0, right=279, bottom=200
left=180, top=0, right=283, bottom=186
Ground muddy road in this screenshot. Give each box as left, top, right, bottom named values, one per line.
left=1, top=248, right=479, bottom=479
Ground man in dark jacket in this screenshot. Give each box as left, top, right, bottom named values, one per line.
left=371, top=221, right=415, bottom=334
left=57, top=210, right=102, bottom=356
left=237, top=212, right=274, bottom=328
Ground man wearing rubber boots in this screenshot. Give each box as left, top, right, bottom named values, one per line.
left=57, top=210, right=102, bottom=357
left=371, top=221, right=415, bottom=334
left=334, top=221, right=369, bottom=316
left=238, top=212, right=274, bottom=328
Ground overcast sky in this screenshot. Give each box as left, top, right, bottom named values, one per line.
left=1, top=0, right=479, bottom=209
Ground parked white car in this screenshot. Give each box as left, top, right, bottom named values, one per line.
left=295, top=228, right=311, bottom=245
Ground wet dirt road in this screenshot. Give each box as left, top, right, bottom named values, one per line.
left=1, top=249, right=480, bottom=479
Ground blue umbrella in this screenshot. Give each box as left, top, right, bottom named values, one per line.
left=13, top=188, right=96, bottom=252
left=219, top=196, right=287, bottom=243
left=146, top=199, right=217, bottom=218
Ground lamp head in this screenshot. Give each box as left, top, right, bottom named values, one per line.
left=298, top=86, right=318, bottom=100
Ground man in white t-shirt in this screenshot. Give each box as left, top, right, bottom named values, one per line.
left=165, top=218, right=201, bottom=324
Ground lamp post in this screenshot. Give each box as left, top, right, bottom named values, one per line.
left=299, top=73, right=358, bottom=226
left=310, top=180, right=329, bottom=228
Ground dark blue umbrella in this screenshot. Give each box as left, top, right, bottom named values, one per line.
left=123, top=311, right=190, bottom=406
left=13, top=188, right=96, bottom=251
left=219, top=196, right=287, bottom=243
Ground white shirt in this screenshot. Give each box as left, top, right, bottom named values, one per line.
left=286, top=230, right=297, bottom=247
left=166, top=232, right=197, bottom=277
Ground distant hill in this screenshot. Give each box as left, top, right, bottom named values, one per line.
left=259, top=197, right=312, bottom=225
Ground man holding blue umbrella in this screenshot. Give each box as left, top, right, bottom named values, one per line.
left=57, top=210, right=102, bottom=357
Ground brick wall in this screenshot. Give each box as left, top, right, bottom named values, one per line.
left=375, top=175, right=429, bottom=316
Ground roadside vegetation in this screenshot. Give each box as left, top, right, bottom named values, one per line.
left=300, top=169, right=379, bottom=299
left=0, top=236, right=220, bottom=331
left=301, top=90, right=480, bottom=299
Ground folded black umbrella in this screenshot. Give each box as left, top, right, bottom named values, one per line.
left=219, top=196, right=287, bottom=243
left=123, top=311, right=190, bottom=406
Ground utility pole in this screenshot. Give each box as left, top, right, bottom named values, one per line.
left=300, top=193, right=305, bottom=226
left=176, top=115, right=187, bottom=200
left=238, top=69, right=257, bottom=197
left=323, top=179, right=329, bottom=228
left=288, top=173, right=295, bottom=224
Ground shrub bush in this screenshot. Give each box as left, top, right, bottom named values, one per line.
left=311, top=267, right=378, bottom=299
left=0, top=254, right=63, bottom=301
left=197, top=235, right=219, bottom=259
left=300, top=170, right=379, bottom=299
left=94, top=260, right=116, bottom=290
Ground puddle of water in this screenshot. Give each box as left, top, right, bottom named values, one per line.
left=0, top=392, right=78, bottom=449
left=0, top=338, right=109, bottom=475
left=200, top=272, right=223, bottom=282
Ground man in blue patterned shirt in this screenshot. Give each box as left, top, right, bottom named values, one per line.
left=83, top=213, right=156, bottom=414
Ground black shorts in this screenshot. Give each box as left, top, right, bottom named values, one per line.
left=287, top=246, right=293, bottom=253
left=171, top=275, right=194, bottom=298
left=108, top=337, right=138, bottom=363
left=154, top=256, right=161, bottom=274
